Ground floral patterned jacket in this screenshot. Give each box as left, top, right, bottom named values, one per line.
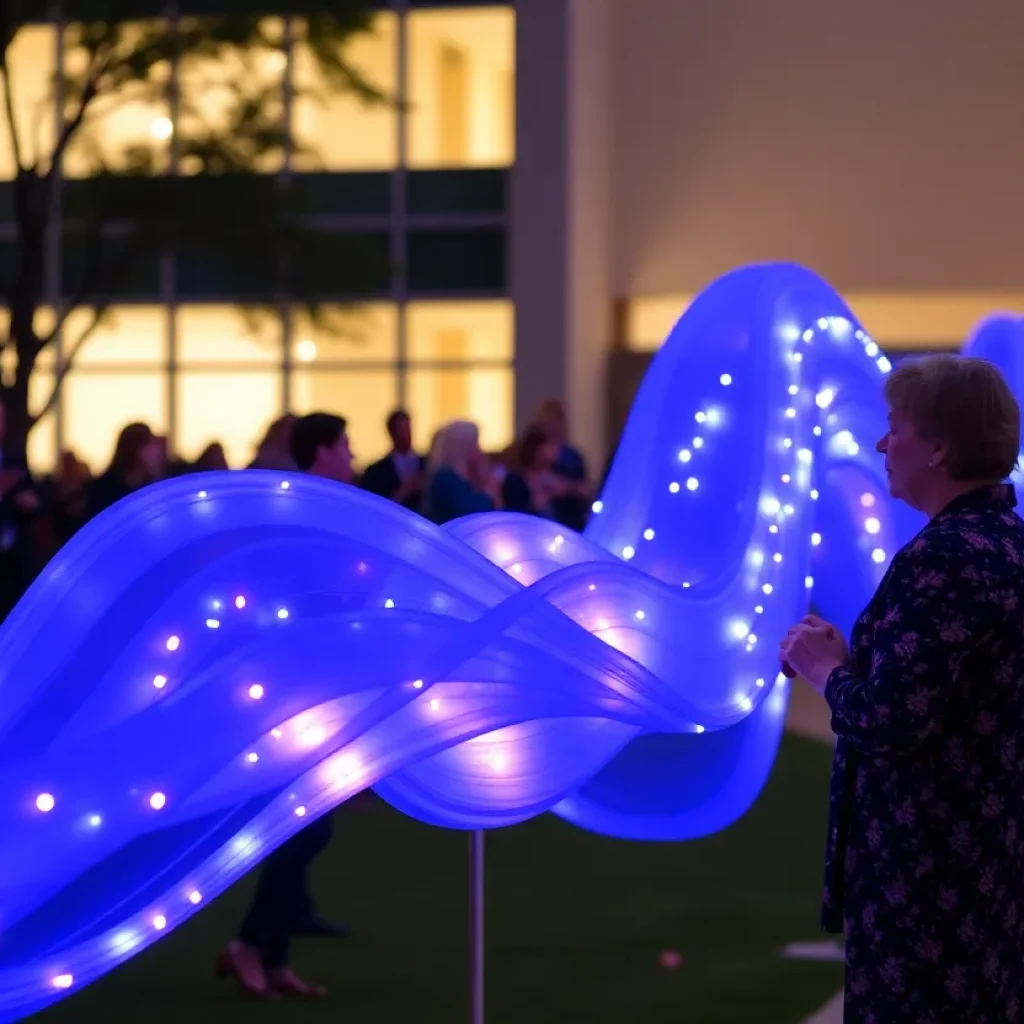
left=822, top=484, right=1024, bottom=953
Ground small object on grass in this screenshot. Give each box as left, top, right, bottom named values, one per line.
left=658, top=950, right=683, bottom=968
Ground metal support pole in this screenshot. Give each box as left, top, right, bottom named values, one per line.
left=469, top=829, right=485, bottom=1024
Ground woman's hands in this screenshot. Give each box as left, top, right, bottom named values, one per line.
left=779, top=614, right=849, bottom=692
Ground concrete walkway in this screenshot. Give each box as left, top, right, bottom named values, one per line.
left=783, top=679, right=844, bottom=1024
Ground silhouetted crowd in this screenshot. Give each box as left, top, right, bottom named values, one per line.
left=0, top=397, right=593, bottom=623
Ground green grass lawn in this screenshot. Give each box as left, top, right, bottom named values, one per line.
left=32, top=734, right=842, bottom=1024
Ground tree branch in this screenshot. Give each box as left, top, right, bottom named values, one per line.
left=0, top=49, right=24, bottom=171
left=32, top=302, right=111, bottom=428
left=49, top=54, right=113, bottom=178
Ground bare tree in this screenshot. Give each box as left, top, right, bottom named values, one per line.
left=0, top=0, right=389, bottom=460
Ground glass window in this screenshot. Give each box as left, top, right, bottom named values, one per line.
left=177, top=17, right=286, bottom=175
left=177, top=371, right=281, bottom=467
left=178, top=306, right=280, bottom=365
left=25, top=372, right=57, bottom=475
left=63, top=20, right=171, bottom=177
left=0, top=26, right=57, bottom=180
left=407, top=300, right=513, bottom=362
left=291, top=368, right=398, bottom=469
left=62, top=306, right=167, bottom=367
left=1, top=309, right=58, bottom=372
left=63, top=371, right=169, bottom=472
left=407, top=7, right=514, bottom=169
left=292, top=304, right=398, bottom=364
left=407, top=367, right=513, bottom=452
left=292, top=13, right=397, bottom=171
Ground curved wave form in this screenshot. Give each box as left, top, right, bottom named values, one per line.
left=0, top=263, right=966, bottom=1018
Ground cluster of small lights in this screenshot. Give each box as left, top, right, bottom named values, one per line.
left=26, top=360, right=906, bottom=1008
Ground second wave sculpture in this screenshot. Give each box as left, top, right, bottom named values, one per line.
left=0, top=262, right=983, bottom=1019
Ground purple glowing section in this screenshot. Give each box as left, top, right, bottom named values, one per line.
left=0, top=263, right=945, bottom=1018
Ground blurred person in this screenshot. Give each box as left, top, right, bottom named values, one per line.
left=780, top=356, right=1024, bottom=1023
left=194, top=441, right=229, bottom=472
left=536, top=399, right=592, bottom=531
left=0, top=397, right=41, bottom=619
left=217, top=412, right=354, bottom=1000
left=359, top=409, right=426, bottom=512
left=249, top=414, right=298, bottom=472
left=422, top=419, right=498, bottom=525
left=501, top=420, right=564, bottom=519
left=85, top=423, right=166, bottom=521
left=47, top=450, right=92, bottom=547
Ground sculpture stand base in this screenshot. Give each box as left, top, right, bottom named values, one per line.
left=469, top=829, right=485, bottom=1024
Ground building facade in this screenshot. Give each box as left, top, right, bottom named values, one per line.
left=9, top=0, right=1024, bottom=477
left=1, top=0, right=515, bottom=471
left=511, top=0, right=1024, bottom=465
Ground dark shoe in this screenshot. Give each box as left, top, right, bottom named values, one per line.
left=268, top=967, right=328, bottom=998
left=296, top=913, right=349, bottom=938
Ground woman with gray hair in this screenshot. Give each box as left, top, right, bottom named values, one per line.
left=781, top=355, right=1024, bottom=1023
left=421, top=419, right=499, bottom=524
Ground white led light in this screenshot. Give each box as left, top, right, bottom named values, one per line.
left=276, top=608, right=289, bottom=619
left=592, top=500, right=604, bottom=513
left=686, top=477, right=699, bottom=491
left=234, top=595, right=246, bottom=609
left=205, top=618, right=220, bottom=629
left=622, top=546, right=635, bottom=560
left=805, top=576, right=814, bottom=589
left=692, top=437, right=704, bottom=449
left=695, top=411, right=706, bottom=423
left=669, top=482, right=681, bottom=494
left=678, top=449, right=692, bottom=463
left=871, top=548, right=886, bottom=564
left=165, top=636, right=180, bottom=652
left=864, top=517, right=881, bottom=534
left=36, top=793, right=55, bottom=813
left=762, top=583, right=773, bottom=595
left=152, top=674, right=168, bottom=689
left=811, top=532, right=822, bottom=546
left=815, top=388, right=835, bottom=409
left=719, top=373, right=732, bottom=385
left=643, top=528, right=655, bottom=540
left=760, top=496, right=781, bottom=516
left=634, top=610, right=646, bottom=620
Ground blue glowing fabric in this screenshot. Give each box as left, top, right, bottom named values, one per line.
left=1, top=263, right=1016, bottom=1018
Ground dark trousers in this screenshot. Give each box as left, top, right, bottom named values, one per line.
left=238, top=812, right=334, bottom=968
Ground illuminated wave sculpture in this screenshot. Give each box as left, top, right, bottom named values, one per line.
left=3, top=263, right=1021, bottom=1019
